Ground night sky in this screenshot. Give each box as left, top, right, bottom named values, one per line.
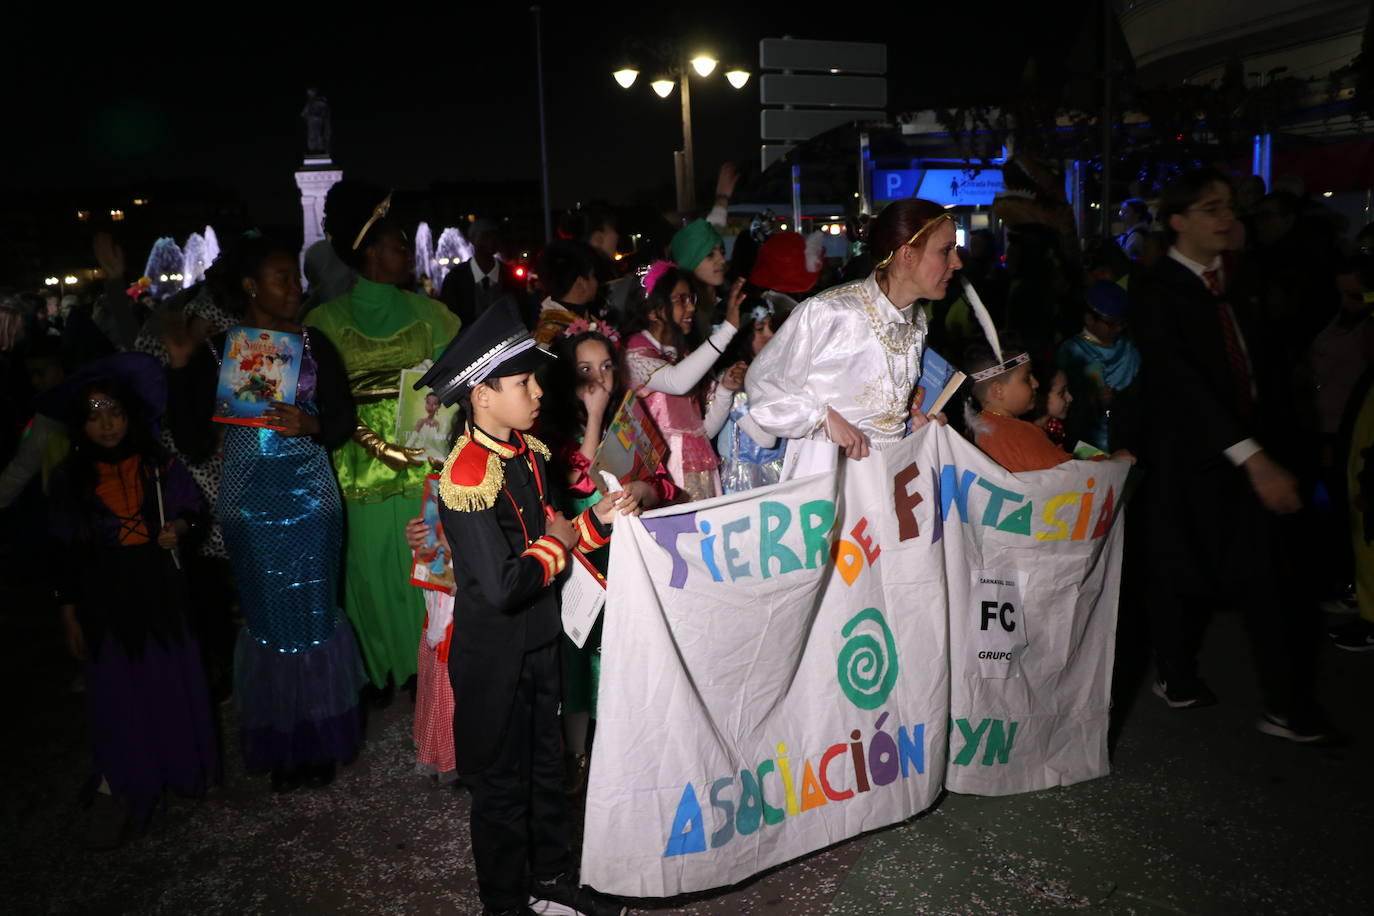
left=6, top=4, right=1089, bottom=227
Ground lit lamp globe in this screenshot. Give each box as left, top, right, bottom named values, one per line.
left=613, top=68, right=638, bottom=89
left=651, top=79, right=675, bottom=98
left=690, top=56, right=717, bottom=78
left=725, top=70, right=751, bottom=89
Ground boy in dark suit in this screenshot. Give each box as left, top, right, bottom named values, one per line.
left=416, top=300, right=630, bottom=915
left=1132, top=169, right=1330, bottom=743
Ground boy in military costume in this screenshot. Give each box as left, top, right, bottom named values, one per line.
left=416, top=300, right=631, bottom=916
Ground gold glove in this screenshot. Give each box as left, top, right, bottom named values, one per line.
left=353, top=423, right=426, bottom=471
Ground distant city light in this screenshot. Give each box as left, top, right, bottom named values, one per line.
left=76, top=210, right=90, bottom=222
left=725, top=70, right=750, bottom=89
left=437, top=257, right=450, bottom=266
left=160, top=274, right=169, bottom=282
left=613, top=68, right=639, bottom=89
left=110, top=209, right=125, bottom=221
left=1323, top=191, right=1334, bottom=198
left=45, top=277, right=59, bottom=286
left=133, top=198, right=148, bottom=205
left=63, top=275, right=78, bottom=284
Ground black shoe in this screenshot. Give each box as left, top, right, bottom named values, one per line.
left=82, top=792, right=130, bottom=850
left=1152, top=678, right=1217, bottom=709
left=270, top=768, right=304, bottom=793
left=1256, top=711, right=1341, bottom=746
left=531, top=872, right=627, bottom=916
left=1328, top=617, right=1374, bottom=651
left=302, top=762, right=336, bottom=789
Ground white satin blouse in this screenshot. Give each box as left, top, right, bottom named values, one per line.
left=746, top=272, right=926, bottom=448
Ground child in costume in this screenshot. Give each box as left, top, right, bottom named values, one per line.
left=413, top=300, right=632, bottom=916
left=47, top=354, right=220, bottom=846
left=404, top=514, right=459, bottom=785
left=965, top=339, right=1134, bottom=473
left=1056, top=280, right=1140, bottom=451
left=166, top=234, right=365, bottom=793
left=1026, top=361, right=1072, bottom=449
left=706, top=233, right=813, bottom=492
left=622, top=261, right=743, bottom=501
left=544, top=324, right=676, bottom=790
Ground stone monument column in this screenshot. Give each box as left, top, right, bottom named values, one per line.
left=297, top=89, right=341, bottom=285
left=296, top=159, right=342, bottom=250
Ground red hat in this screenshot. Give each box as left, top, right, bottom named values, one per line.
left=748, top=231, right=822, bottom=294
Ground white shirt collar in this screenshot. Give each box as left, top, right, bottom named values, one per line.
left=862, top=272, right=914, bottom=323
left=1167, top=245, right=1222, bottom=281
left=469, top=257, right=500, bottom=285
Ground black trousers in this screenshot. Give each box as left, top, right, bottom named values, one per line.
left=464, top=640, right=570, bottom=911
left=1141, top=462, right=1318, bottom=717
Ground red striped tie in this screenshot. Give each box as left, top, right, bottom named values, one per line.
left=1204, top=269, right=1253, bottom=416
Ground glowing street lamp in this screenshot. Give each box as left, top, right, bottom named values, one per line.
left=613, top=47, right=749, bottom=212
left=690, top=56, right=717, bottom=78
left=64, top=275, right=78, bottom=284
left=45, top=277, right=59, bottom=286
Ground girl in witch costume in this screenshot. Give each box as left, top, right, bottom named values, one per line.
left=166, top=234, right=366, bottom=792
left=47, top=354, right=220, bottom=846
left=413, top=299, right=633, bottom=916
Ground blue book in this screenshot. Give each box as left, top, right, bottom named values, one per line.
left=211, top=326, right=302, bottom=428
left=905, top=349, right=966, bottom=436
left=915, top=349, right=956, bottom=414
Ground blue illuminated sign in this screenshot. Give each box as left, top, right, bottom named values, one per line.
left=872, top=167, right=1004, bottom=206
left=874, top=169, right=918, bottom=200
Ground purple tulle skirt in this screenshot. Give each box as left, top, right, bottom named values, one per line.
left=233, top=620, right=367, bottom=774
left=83, top=621, right=221, bottom=828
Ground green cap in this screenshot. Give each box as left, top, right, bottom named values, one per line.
left=669, top=219, right=722, bottom=272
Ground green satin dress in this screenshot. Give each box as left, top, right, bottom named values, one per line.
left=305, top=277, right=461, bottom=687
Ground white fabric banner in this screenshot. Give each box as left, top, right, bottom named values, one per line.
left=581, top=424, right=1127, bottom=897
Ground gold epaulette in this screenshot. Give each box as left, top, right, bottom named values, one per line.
left=525, top=434, right=552, bottom=460
left=438, top=435, right=504, bottom=512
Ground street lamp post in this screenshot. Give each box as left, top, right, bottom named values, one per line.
left=679, top=54, right=694, bottom=213
left=613, top=49, right=749, bottom=215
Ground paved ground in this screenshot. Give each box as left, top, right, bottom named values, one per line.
left=3, top=591, right=1369, bottom=915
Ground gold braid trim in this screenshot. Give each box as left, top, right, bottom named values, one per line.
left=438, top=435, right=505, bottom=512
left=524, top=434, right=552, bottom=460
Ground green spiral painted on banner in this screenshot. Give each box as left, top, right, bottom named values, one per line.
left=836, top=607, right=899, bottom=709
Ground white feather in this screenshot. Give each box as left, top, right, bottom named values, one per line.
left=804, top=232, right=824, bottom=273
left=960, top=276, right=1002, bottom=361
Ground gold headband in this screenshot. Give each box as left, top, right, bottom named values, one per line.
left=873, top=212, right=956, bottom=270
left=352, top=191, right=394, bottom=250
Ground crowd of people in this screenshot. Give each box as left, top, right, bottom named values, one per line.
left=1, top=160, right=1369, bottom=916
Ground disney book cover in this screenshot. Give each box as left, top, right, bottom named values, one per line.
left=211, top=326, right=302, bottom=428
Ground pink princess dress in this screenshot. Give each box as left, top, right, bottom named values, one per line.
left=625, top=330, right=726, bottom=502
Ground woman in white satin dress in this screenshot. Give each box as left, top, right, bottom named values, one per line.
left=747, top=199, right=963, bottom=463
